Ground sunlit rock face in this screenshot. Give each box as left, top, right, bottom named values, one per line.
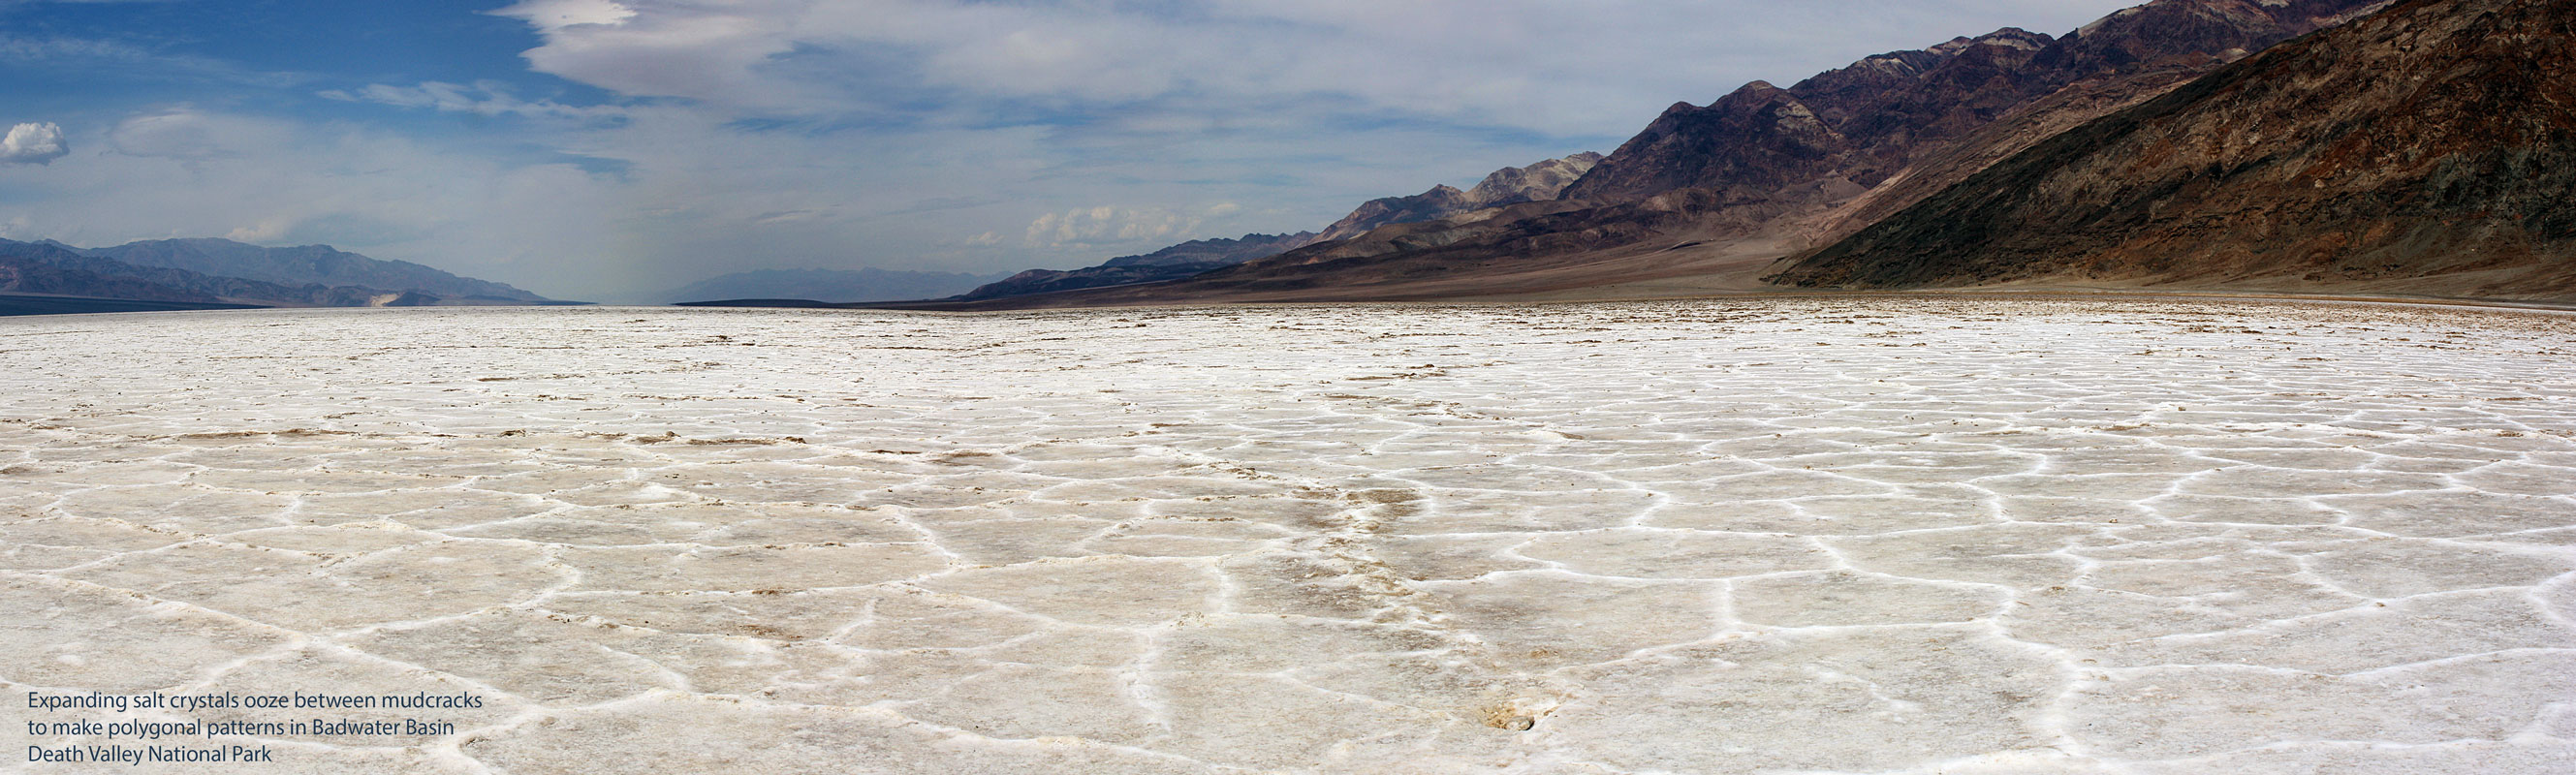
left=3, top=298, right=2572, bottom=774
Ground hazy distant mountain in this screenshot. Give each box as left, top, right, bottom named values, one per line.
left=1, top=237, right=561, bottom=308
left=2, top=238, right=408, bottom=306
left=659, top=267, right=1011, bottom=304
left=79, top=237, right=547, bottom=301
left=950, top=232, right=1319, bottom=301
left=1773, top=0, right=2576, bottom=299
left=1, top=241, right=221, bottom=303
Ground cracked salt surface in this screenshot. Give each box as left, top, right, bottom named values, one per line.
left=3, top=296, right=2574, bottom=774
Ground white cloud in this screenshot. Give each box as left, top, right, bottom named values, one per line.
left=490, top=0, right=637, bottom=31
left=222, top=219, right=289, bottom=242
left=487, top=0, right=807, bottom=109
left=1, top=122, right=68, bottom=164
left=1024, top=205, right=1205, bottom=248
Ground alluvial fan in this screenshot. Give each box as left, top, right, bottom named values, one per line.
left=3, top=298, right=2572, bottom=774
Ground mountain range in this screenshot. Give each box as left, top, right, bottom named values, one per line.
left=847, top=0, right=2569, bottom=310
left=0, top=237, right=561, bottom=313
left=82, top=238, right=546, bottom=302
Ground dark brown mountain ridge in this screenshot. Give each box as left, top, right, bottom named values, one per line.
left=1562, top=0, right=2382, bottom=204
left=1773, top=0, right=2576, bottom=299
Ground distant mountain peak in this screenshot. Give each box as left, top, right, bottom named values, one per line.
left=1735, top=79, right=1781, bottom=94
left=1314, top=151, right=1606, bottom=242
left=1932, top=27, right=2053, bottom=55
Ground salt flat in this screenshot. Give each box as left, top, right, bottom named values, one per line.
left=4, top=297, right=2574, bottom=774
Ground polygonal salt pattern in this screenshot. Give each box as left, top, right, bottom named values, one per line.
left=1, top=297, right=2572, bottom=773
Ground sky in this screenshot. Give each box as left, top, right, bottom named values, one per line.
left=0, top=0, right=2143, bottom=301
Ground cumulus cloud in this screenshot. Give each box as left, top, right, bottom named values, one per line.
left=487, top=0, right=806, bottom=108
left=223, top=221, right=289, bottom=242
left=1, top=122, right=69, bottom=165
left=1024, top=205, right=1203, bottom=248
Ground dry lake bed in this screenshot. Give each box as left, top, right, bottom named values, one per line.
left=4, top=297, right=2574, bottom=774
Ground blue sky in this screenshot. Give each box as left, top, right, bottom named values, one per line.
left=0, top=0, right=2140, bottom=300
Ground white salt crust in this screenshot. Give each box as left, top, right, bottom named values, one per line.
left=2, top=297, right=2573, bottom=774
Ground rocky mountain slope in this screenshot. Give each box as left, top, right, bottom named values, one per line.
left=79, top=237, right=548, bottom=301
left=1562, top=0, right=2382, bottom=207
left=1772, top=0, right=2576, bottom=299
left=660, top=266, right=1011, bottom=304
left=1315, top=152, right=1604, bottom=242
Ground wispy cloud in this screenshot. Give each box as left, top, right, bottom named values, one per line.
left=107, top=108, right=277, bottom=160
left=0, top=33, right=311, bottom=88
left=318, top=80, right=625, bottom=124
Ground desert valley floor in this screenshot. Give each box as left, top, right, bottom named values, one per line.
left=4, top=297, right=2574, bottom=774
